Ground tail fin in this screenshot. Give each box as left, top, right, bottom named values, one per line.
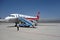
left=36, top=12, right=40, bottom=20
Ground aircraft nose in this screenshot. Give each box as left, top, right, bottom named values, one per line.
left=5, top=17, right=10, bottom=22
left=5, top=17, right=8, bottom=19
left=5, top=19, right=9, bottom=22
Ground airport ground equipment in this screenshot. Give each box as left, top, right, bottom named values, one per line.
left=18, top=17, right=34, bottom=27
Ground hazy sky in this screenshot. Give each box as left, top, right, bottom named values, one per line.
left=0, top=0, right=60, bottom=19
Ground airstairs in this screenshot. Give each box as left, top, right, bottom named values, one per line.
left=18, top=17, right=34, bottom=27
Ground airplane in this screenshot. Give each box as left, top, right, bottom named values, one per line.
left=1, top=12, right=40, bottom=27
left=5, top=12, right=40, bottom=22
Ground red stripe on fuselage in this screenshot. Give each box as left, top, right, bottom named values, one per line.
left=25, top=18, right=39, bottom=20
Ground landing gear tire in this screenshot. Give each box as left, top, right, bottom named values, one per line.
left=15, top=25, right=17, bottom=27
left=35, top=23, right=37, bottom=26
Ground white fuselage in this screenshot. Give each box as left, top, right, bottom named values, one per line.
left=5, top=14, right=36, bottom=23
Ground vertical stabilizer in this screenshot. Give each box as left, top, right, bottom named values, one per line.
left=36, top=12, right=40, bottom=20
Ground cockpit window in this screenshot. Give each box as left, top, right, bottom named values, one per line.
left=8, top=15, right=15, bottom=17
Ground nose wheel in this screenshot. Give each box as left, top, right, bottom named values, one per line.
left=15, top=22, right=17, bottom=27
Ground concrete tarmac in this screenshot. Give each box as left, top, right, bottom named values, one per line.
left=0, top=23, right=60, bottom=40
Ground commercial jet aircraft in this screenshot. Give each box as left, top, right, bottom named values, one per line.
left=0, top=12, right=40, bottom=27
left=5, top=12, right=40, bottom=21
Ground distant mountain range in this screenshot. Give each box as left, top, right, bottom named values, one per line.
left=38, top=18, right=60, bottom=23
